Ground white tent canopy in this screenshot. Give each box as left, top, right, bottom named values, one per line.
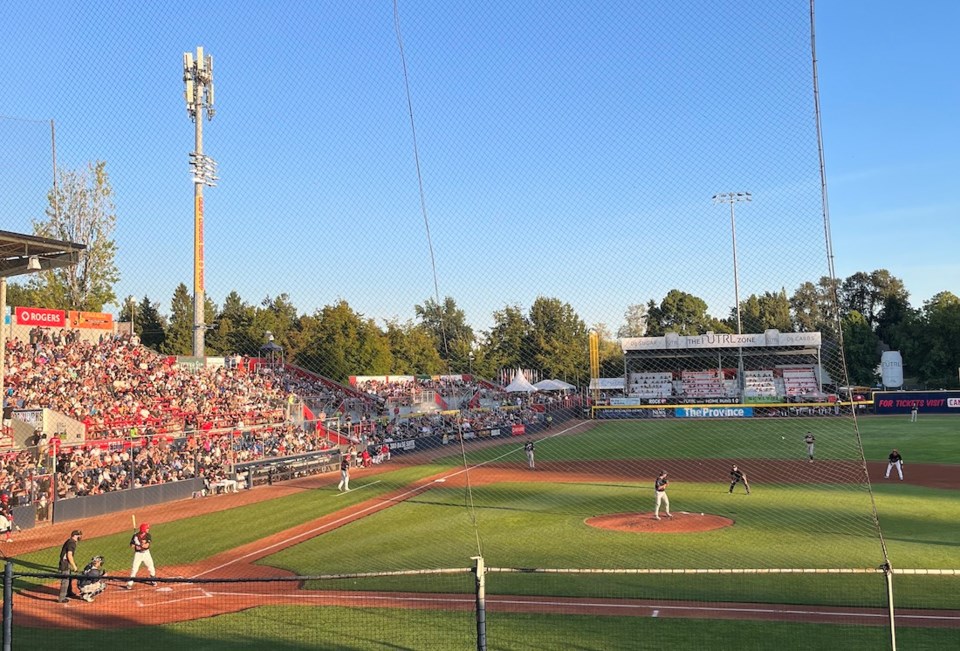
left=504, top=369, right=538, bottom=393
left=534, top=379, right=576, bottom=391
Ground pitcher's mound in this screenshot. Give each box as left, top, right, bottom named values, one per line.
left=586, top=512, right=734, bottom=534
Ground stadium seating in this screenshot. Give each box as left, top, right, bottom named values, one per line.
left=681, top=370, right=727, bottom=398
left=628, top=372, right=674, bottom=398
left=743, top=370, right=778, bottom=397
left=781, top=366, right=819, bottom=396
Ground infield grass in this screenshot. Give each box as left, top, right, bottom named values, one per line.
left=14, top=605, right=956, bottom=650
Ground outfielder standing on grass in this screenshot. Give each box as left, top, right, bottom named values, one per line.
left=729, top=464, right=751, bottom=494
left=653, top=470, right=672, bottom=520
left=804, top=432, right=816, bottom=463
left=525, top=439, right=535, bottom=470
left=126, top=522, right=158, bottom=589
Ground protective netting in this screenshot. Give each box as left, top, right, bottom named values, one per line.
left=4, top=1, right=958, bottom=649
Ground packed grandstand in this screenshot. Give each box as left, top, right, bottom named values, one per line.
left=0, top=328, right=561, bottom=511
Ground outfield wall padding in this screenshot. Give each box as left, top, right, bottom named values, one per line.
left=51, top=478, right=205, bottom=524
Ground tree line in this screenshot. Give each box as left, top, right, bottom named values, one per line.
left=9, top=161, right=959, bottom=389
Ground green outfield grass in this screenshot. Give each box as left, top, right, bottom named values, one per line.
left=14, top=605, right=957, bottom=650
left=11, top=414, right=958, bottom=648
left=450, top=414, right=960, bottom=465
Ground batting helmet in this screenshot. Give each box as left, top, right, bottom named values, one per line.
left=139, top=523, right=150, bottom=533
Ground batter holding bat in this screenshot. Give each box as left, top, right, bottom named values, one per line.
left=125, top=522, right=158, bottom=589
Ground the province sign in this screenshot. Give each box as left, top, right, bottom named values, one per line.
left=676, top=406, right=754, bottom=418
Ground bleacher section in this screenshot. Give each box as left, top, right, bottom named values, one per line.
left=681, top=370, right=727, bottom=398
left=782, top=366, right=819, bottom=396
left=743, top=369, right=778, bottom=397
left=628, top=372, right=674, bottom=398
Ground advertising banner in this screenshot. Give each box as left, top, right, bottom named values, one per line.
left=68, top=310, right=114, bottom=330
left=511, top=424, right=526, bottom=436
left=873, top=391, right=960, bottom=415
left=15, top=306, right=66, bottom=327
left=676, top=406, right=754, bottom=418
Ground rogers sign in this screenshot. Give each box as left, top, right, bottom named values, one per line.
left=15, top=307, right=66, bottom=327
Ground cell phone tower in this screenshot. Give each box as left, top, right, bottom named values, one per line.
left=183, top=46, right=218, bottom=359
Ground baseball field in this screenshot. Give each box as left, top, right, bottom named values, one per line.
left=7, top=414, right=959, bottom=650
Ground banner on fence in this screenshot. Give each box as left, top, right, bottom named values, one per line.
left=873, top=390, right=960, bottom=414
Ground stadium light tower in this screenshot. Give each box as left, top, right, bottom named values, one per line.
left=183, top=46, right=217, bottom=359
left=712, top=192, right=751, bottom=390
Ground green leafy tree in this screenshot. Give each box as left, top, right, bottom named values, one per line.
left=790, top=277, right=840, bottom=337
left=135, top=295, right=167, bottom=351
left=215, top=291, right=257, bottom=354
left=840, top=269, right=908, bottom=329
left=30, top=161, right=119, bottom=311
left=161, top=284, right=194, bottom=355
left=593, top=323, right=624, bottom=379
left=250, top=294, right=301, bottom=358
left=384, top=319, right=445, bottom=375
left=645, top=290, right=730, bottom=336
left=296, top=300, right=391, bottom=382
left=616, top=304, right=647, bottom=338
left=414, top=296, right=474, bottom=372
left=118, top=295, right=166, bottom=350
left=2, top=282, right=36, bottom=310
left=841, top=310, right=880, bottom=385
left=906, top=292, right=960, bottom=388
left=528, top=296, right=588, bottom=383
left=482, top=304, right=531, bottom=374
left=875, top=293, right=913, bottom=353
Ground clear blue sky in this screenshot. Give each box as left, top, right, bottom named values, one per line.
left=1, top=2, right=956, bottom=333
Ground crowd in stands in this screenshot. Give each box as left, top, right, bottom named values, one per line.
left=1, top=328, right=567, bottom=511
left=3, top=332, right=289, bottom=439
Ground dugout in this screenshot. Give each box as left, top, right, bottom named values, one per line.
left=619, top=329, right=826, bottom=400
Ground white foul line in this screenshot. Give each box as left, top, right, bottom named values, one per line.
left=137, top=590, right=960, bottom=624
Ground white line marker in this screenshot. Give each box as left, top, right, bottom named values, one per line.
left=334, top=480, right=382, bottom=497
left=652, top=609, right=659, bottom=617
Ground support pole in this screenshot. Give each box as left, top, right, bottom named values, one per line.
left=472, top=555, right=486, bottom=651
left=884, top=562, right=897, bottom=651
left=3, top=560, right=13, bottom=651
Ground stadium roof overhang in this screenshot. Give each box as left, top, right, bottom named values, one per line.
left=0, top=230, right=85, bottom=278
left=624, top=347, right=822, bottom=360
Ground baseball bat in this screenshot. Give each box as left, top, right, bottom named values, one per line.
left=132, top=514, right=137, bottom=529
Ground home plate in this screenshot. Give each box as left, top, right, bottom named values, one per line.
left=157, top=587, right=174, bottom=592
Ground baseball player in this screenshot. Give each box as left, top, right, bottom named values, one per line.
left=125, top=523, right=158, bottom=589
left=0, top=494, right=17, bottom=543
left=337, top=455, right=351, bottom=492
left=653, top=470, right=672, bottom=520
left=729, top=464, right=751, bottom=494
left=910, top=405, right=918, bottom=422
left=804, top=432, right=816, bottom=463
left=77, top=555, right=107, bottom=602
left=524, top=439, right=536, bottom=470
left=885, top=449, right=904, bottom=480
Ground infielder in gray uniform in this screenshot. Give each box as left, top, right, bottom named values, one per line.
left=804, top=432, right=816, bottom=463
